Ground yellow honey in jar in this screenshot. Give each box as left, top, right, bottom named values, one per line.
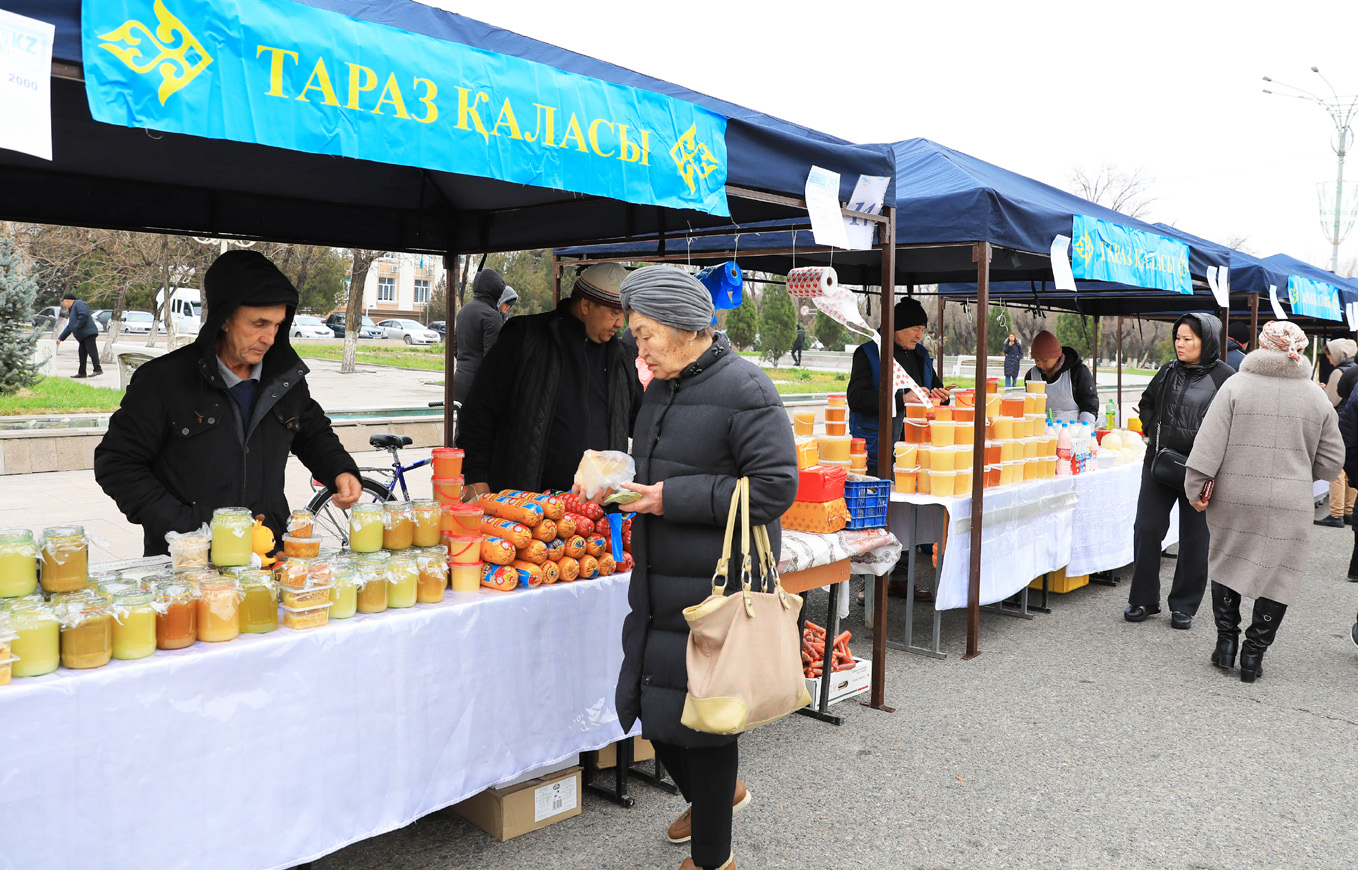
left=410, top=500, right=442, bottom=548
left=153, top=578, right=198, bottom=650
left=59, top=594, right=114, bottom=669
left=111, top=590, right=157, bottom=660
left=8, top=598, right=59, bottom=677
left=237, top=571, right=278, bottom=634
left=415, top=547, right=447, bottom=604
left=210, top=508, right=253, bottom=568
left=40, top=525, right=88, bottom=593
left=329, top=567, right=358, bottom=619
left=197, top=577, right=241, bottom=642
left=349, top=504, right=384, bottom=553
left=387, top=553, right=418, bottom=608
left=382, top=502, right=414, bottom=551
left=355, top=553, right=389, bottom=613
left=0, top=529, right=39, bottom=598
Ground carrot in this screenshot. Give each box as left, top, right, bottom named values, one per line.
left=833, top=631, right=852, bottom=648
left=805, top=621, right=824, bottom=634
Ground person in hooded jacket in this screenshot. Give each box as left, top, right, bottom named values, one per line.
left=1225, top=320, right=1250, bottom=370
left=452, top=268, right=507, bottom=405
left=1319, top=338, right=1358, bottom=527
left=94, top=250, right=362, bottom=556
left=497, top=285, right=518, bottom=320
left=1024, top=330, right=1099, bottom=423
left=1003, top=333, right=1023, bottom=388
left=1124, top=312, right=1234, bottom=629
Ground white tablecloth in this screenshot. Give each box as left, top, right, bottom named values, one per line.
left=0, top=574, right=635, bottom=870
left=1067, top=462, right=1144, bottom=576
left=890, top=477, right=1077, bottom=611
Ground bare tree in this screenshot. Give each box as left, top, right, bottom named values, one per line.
left=341, top=249, right=383, bottom=373
left=1069, top=164, right=1157, bottom=220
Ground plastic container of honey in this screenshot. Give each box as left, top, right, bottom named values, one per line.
left=1023, top=457, right=1040, bottom=481
left=984, top=463, right=1002, bottom=488
left=1021, top=437, right=1038, bottom=460
left=410, top=499, right=443, bottom=547
left=792, top=410, right=815, bottom=436
left=111, top=589, right=157, bottom=660
left=432, top=477, right=465, bottom=506
left=823, top=405, right=846, bottom=423
left=236, top=570, right=278, bottom=634
left=1026, top=380, right=1047, bottom=394
left=933, top=406, right=953, bottom=423
left=281, top=535, right=321, bottom=559
left=40, top=525, right=89, bottom=593
left=928, top=469, right=957, bottom=498
left=826, top=393, right=846, bottom=407
left=1043, top=456, right=1058, bottom=478
left=58, top=593, right=114, bottom=669
left=818, top=435, right=852, bottom=462
left=282, top=602, right=330, bottom=630
left=8, top=597, right=59, bottom=677
left=197, top=577, right=242, bottom=642
left=893, top=442, right=917, bottom=467
left=955, top=468, right=973, bottom=494
left=431, top=446, right=465, bottom=479
left=355, top=553, right=390, bottom=613
left=450, top=562, right=483, bottom=592
left=443, top=503, right=482, bottom=537
left=893, top=467, right=918, bottom=494
left=1001, top=395, right=1026, bottom=418
left=152, top=577, right=198, bottom=650
left=348, top=503, right=385, bottom=552
left=287, top=509, right=314, bottom=538
left=824, top=420, right=847, bottom=437
left=0, top=529, right=39, bottom=598
left=414, top=547, right=448, bottom=603
left=955, top=444, right=976, bottom=471
left=953, top=407, right=975, bottom=424
left=929, top=421, right=956, bottom=448
left=916, top=444, right=934, bottom=471
left=280, top=582, right=332, bottom=609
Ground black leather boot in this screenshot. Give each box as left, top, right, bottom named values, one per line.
left=1209, top=583, right=1241, bottom=670
left=1239, top=598, right=1287, bottom=683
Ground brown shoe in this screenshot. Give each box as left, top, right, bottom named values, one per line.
left=667, top=780, right=750, bottom=843
left=679, top=856, right=734, bottom=870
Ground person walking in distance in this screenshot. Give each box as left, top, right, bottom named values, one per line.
left=791, top=323, right=805, bottom=367
left=56, top=292, right=102, bottom=378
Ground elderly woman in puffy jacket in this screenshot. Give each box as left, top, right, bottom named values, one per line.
left=1124, top=313, right=1234, bottom=629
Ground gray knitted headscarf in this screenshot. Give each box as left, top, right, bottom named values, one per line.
left=619, top=265, right=715, bottom=332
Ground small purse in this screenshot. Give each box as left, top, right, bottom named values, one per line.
left=679, top=478, right=811, bottom=735
left=1151, top=422, right=1188, bottom=490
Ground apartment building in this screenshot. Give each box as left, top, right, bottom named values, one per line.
left=359, top=254, right=444, bottom=321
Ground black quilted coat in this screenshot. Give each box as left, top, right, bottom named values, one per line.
left=616, top=334, right=799, bottom=747
left=1138, top=312, right=1235, bottom=456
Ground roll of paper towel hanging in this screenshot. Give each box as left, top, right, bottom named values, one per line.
left=786, top=266, right=838, bottom=298
left=696, top=261, right=743, bottom=310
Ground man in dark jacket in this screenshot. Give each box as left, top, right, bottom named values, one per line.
left=458, top=263, right=642, bottom=496
left=1025, top=330, right=1099, bottom=424
left=56, top=292, right=102, bottom=378
left=453, top=268, right=507, bottom=405
left=1225, top=320, right=1250, bottom=371
left=791, top=324, right=805, bottom=366
left=94, top=250, right=361, bottom=556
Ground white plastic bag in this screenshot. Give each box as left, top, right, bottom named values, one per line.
left=573, top=450, right=636, bottom=502
left=165, top=523, right=211, bottom=570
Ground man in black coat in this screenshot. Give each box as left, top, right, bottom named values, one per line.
left=458, top=263, right=642, bottom=496
left=94, top=250, right=362, bottom=556
left=452, top=268, right=507, bottom=405
left=791, top=324, right=805, bottom=366
left=56, top=292, right=103, bottom=378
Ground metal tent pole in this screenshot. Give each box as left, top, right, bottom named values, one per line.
left=444, top=250, right=460, bottom=447
left=867, top=206, right=896, bottom=712
left=1116, top=316, right=1124, bottom=426
left=552, top=254, right=562, bottom=306
left=1092, top=315, right=1100, bottom=387
left=936, top=295, right=945, bottom=383
left=1250, top=294, right=1260, bottom=348
left=1221, top=304, right=1229, bottom=362
left=965, top=242, right=992, bottom=660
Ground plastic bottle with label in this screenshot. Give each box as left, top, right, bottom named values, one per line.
left=1105, top=399, right=1117, bottom=430
left=1056, top=423, right=1073, bottom=476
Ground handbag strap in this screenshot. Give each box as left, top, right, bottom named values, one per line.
left=711, top=477, right=745, bottom=595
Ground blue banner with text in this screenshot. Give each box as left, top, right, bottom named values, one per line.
left=82, top=0, right=730, bottom=215
left=1070, top=215, right=1192, bottom=294
left=1287, top=275, right=1343, bottom=321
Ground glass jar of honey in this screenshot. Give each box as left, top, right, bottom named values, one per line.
left=355, top=552, right=389, bottom=613
left=210, top=507, right=254, bottom=568
left=197, top=576, right=242, bottom=642
left=8, top=597, right=60, bottom=677
left=329, top=566, right=359, bottom=619
left=348, top=504, right=384, bottom=553
left=386, top=552, right=418, bottom=608
left=40, top=525, right=89, bottom=594
left=382, top=502, right=414, bottom=551
left=414, top=547, right=448, bottom=604
left=111, top=589, right=157, bottom=660
left=58, top=592, right=114, bottom=669
left=410, top=499, right=442, bottom=547
left=152, top=578, right=198, bottom=650
left=0, top=529, right=39, bottom=598
left=236, top=570, right=278, bottom=634
left=287, top=508, right=315, bottom=538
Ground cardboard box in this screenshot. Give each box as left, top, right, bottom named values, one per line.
left=594, top=737, right=655, bottom=769
left=796, top=464, right=847, bottom=502
left=805, top=657, right=871, bottom=706
left=453, top=766, right=582, bottom=842
left=1028, top=567, right=1089, bottom=594
left=781, top=498, right=850, bottom=534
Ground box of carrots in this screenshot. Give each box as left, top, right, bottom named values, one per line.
left=801, top=622, right=871, bottom=706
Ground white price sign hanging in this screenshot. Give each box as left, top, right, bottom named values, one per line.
left=0, top=9, right=54, bottom=161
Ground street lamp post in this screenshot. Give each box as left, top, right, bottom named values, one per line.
left=1263, top=68, right=1358, bottom=273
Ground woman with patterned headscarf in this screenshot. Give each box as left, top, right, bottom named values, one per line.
left=1184, top=321, right=1344, bottom=682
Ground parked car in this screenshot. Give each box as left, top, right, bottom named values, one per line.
left=377, top=318, right=441, bottom=345
left=325, top=312, right=382, bottom=339
left=110, top=310, right=156, bottom=335
left=291, top=315, right=336, bottom=340
left=428, top=320, right=446, bottom=338
left=32, top=306, right=61, bottom=332
left=91, top=309, right=112, bottom=333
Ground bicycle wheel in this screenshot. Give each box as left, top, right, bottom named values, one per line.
left=306, top=477, right=393, bottom=552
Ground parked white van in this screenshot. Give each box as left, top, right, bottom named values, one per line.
left=156, top=288, right=202, bottom=335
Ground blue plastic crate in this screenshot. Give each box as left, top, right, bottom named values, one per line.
left=843, top=477, right=890, bottom=529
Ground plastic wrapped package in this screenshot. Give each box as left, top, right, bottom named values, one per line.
left=556, top=557, right=580, bottom=583
left=281, top=603, right=330, bottom=630
left=481, top=536, right=515, bottom=566
left=0, top=529, right=40, bottom=598
left=57, top=592, right=114, bottom=669
left=481, top=519, right=531, bottom=549
left=95, top=577, right=143, bottom=601
left=210, top=508, right=253, bottom=568
left=281, top=535, right=321, bottom=559
left=40, top=525, right=90, bottom=593
left=165, top=524, right=211, bottom=570
left=573, top=450, right=636, bottom=502
left=530, top=518, right=558, bottom=543
left=540, top=560, right=560, bottom=585
left=480, top=563, right=519, bottom=592
left=280, top=584, right=332, bottom=609
left=578, top=555, right=599, bottom=580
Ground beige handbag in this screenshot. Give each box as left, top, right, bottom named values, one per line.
left=679, top=478, right=812, bottom=735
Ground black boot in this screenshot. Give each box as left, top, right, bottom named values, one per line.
left=1209, top=583, right=1241, bottom=670
left=1239, top=598, right=1287, bottom=683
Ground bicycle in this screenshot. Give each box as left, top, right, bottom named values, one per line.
left=306, top=401, right=458, bottom=550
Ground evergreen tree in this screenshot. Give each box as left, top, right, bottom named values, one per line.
left=1054, top=312, right=1094, bottom=358
left=724, top=288, right=758, bottom=351
left=758, top=284, right=797, bottom=366
left=0, top=235, right=41, bottom=394
left=812, top=309, right=848, bottom=352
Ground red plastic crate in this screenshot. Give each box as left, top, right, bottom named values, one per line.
left=796, top=465, right=847, bottom=503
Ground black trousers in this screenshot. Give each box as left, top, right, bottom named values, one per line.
left=1129, top=460, right=1210, bottom=615
left=75, top=334, right=101, bottom=376
left=791, top=348, right=802, bottom=366
left=652, top=739, right=738, bottom=869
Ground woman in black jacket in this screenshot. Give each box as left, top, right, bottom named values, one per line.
left=614, top=267, right=798, bottom=870
left=1003, top=332, right=1023, bottom=388
left=1125, top=312, right=1234, bottom=628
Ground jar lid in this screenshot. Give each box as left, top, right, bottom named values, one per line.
left=234, top=568, right=275, bottom=586
left=0, top=528, right=34, bottom=543
left=96, top=578, right=142, bottom=599
left=382, top=501, right=411, bottom=512
left=387, top=551, right=417, bottom=563
left=199, top=577, right=239, bottom=590
left=281, top=534, right=321, bottom=544
left=6, top=596, right=55, bottom=616
left=356, top=551, right=390, bottom=564
left=290, top=508, right=314, bottom=517
left=409, top=498, right=440, bottom=509
left=151, top=578, right=198, bottom=597
left=351, top=503, right=384, bottom=515
left=41, top=524, right=85, bottom=539
left=112, top=589, right=153, bottom=606
left=212, top=507, right=251, bottom=517
left=431, top=447, right=464, bottom=456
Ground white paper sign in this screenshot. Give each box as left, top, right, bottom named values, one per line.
left=533, top=776, right=578, bottom=822
left=1050, top=235, right=1076, bottom=291
left=1346, top=300, right=1358, bottom=331
left=0, top=10, right=54, bottom=161
left=804, top=165, right=850, bottom=250
left=1205, top=267, right=1229, bottom=308
left=842, top=174, right=891, bottom=251
left=1268, top=284, right=1288, bottom=320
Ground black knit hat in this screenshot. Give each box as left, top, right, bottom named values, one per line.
left=204, top=250, right=298, bottom=311
left=893, top=297, right=928, bottom=330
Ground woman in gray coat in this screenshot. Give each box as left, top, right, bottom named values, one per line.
left=615, top=266, right=798, bottom=870
left=1185, top=321, right=1344, bottom=682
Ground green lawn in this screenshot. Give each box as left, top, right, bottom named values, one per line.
left=298, top=343, right=447, bottom=371
left=0, top=377, right=125, bottom=415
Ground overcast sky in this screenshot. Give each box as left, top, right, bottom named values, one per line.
left=425, top=0, right=1358, bottom=274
